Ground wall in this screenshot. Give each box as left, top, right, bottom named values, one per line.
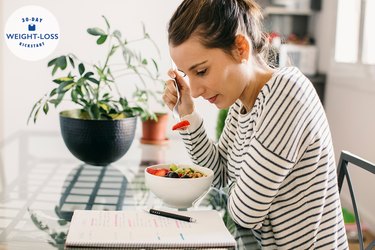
left=315, top=0, right=375, bottom=232
left=1, top=0, right=219, bottom=143
left=0, top=0, right=3, bottom=143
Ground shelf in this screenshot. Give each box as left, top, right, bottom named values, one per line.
left=264, top=6, right=313, bottom=16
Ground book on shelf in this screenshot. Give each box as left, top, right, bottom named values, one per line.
left=65, top=209, right=237, bottom=249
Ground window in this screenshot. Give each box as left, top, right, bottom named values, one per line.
left=335, top=0, right=375, bottom=64
left=362, top=0, right=375, bottom=64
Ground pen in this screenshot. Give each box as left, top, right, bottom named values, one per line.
left=148, top=208, right=196, bottom=223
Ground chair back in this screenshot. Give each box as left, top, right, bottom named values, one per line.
left=337, top=150, right=375, bottom=250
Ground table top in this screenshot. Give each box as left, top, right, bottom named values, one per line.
left=0, top=131, right=260, bottom=250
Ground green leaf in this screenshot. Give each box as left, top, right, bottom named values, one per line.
left=108, top=45, right=118, bottom=57
left=48, top=99, right=57, bottom=105
left=76, top=77, right=85, bottom=87
left=119, top=97, right=128, bottom=108
left=151, top=58, right=159, bottom=72
left=78, top=63, right=85, bottom=75
left=47, top=58, right=57, bottom=67
left=83, top=72, right=94, bottom=79
left=96, top=35, right=107, bottom=45
left=87, top=78, right=100, bottom=84
left=108, top=113, right=126, bottom=119
left=71, top=89, right=78, bottom=102
left=54, top=93, right=65, bottom=107
left=95, top=66, right=106, bottom=81
left=57, top=219, right=68, bottom=226
left=75, top=86, right=83, bottom=97
left=53, top=77, right=74, bottom=84
left=49, top=56, right=67, bottom=75
left=87, top=27, right=106, bottom=36
left=89, top=105, right=100, bottom=119
left=57, top=81, right=72, bottom=93
left=33, top=107, right=41, bottom=124
left=63, top=83, right=75, bottom=91
left=142, top=59, right=147, bottom=65
left=55, top=56, right=67, bottom=70
left=68, top=56, right=75, bottom=68
left=43, top=103, right=49, bottom=114
left=98, top=102, right=110, bottom=112
left=81, top=85, right=88, bottom=98
left=49, top=88, right=57, bottom=97
left=27, top=100, right=41, bottom=124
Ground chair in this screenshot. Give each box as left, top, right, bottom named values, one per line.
left=337, top=150, right=375, bottom=250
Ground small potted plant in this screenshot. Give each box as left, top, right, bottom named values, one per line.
left=28, top=16, right=166, bottom=165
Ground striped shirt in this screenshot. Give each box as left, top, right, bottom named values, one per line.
left=180, top=67, right=348, bottom=249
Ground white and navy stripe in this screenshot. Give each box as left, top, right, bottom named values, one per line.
left=180, top=67, right=348, bottom=249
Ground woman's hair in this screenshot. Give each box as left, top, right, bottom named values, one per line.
left=168, top=0, right=277, bottom=67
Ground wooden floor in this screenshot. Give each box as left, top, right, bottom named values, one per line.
left=348, top=230, right=375, bottom=250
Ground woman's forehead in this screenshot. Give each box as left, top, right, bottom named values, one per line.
left=170, top=38, right=207, bottom=64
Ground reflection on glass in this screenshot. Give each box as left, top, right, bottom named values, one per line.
left=28, top=208, right=68, bottom=250
left=57, top=164, right=128, bottom=221
left=28, top=164, right=129, bottom=249
left=139, top=143, right=167, bottom=166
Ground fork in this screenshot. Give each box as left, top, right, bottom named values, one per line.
left=172, top=79, right=181, bottom=122
left=170, top=59, right=181, bottom=122
left=170, top=62, right=191, bottom=131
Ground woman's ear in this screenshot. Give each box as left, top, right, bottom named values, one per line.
left=234, top=34, right=250, bottom=62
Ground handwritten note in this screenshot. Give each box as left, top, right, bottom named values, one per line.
left=65, top=209, right=236, bottom=249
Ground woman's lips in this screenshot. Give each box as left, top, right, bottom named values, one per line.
left=207, top=95, right=218, bottom=103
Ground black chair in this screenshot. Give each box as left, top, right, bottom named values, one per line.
left=337, top=150, right=375, bottom=250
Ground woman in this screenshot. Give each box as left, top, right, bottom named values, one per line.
left=163, top=0, right=348, bottom=249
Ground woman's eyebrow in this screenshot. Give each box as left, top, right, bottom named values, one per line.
left=188, top=60, right=208, bottom=72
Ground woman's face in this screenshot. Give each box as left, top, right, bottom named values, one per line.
left=170, top=37, right=248, bottom=109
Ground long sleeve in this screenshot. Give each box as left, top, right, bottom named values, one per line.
left=179, top=109, right=234, bottom=188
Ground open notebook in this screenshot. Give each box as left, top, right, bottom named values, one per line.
left=65, top=209, right=236, bottom=249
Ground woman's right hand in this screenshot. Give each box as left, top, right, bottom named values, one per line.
left=163, top=69, right=194, bottom=118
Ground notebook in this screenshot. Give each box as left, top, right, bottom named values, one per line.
left=65, top=209, right=236, bottom=249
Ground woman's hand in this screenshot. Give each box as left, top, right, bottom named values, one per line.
left=163, top=69, right=194, bottom=118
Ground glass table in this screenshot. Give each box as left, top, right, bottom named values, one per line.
left=0, top=131, right=259, bottom=249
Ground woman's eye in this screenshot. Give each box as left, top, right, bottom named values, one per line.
left=197, top=69, right=207, bottom=76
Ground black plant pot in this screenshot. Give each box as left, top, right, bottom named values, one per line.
left=59, top=110, right=137, bottom=166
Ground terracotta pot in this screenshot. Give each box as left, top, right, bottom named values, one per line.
left=141, top=113, right=169, bottom=145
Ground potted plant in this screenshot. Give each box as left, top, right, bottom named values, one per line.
left=28, top=16, right=166, bottom=165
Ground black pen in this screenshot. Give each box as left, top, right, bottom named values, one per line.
left=147, top=208, right=196, bottom=223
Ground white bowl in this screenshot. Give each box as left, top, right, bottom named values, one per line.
left=145, top=164, right=214, bottom=208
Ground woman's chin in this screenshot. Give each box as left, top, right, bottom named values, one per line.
left=215, top=98, right=235, bottom=110
left=215, top=102, right=230, bottom=110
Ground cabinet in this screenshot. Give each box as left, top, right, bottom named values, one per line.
left=258, top=0, right=326, bottom=105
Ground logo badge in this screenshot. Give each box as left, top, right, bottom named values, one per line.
left=4, top=5, right=60, bottom=61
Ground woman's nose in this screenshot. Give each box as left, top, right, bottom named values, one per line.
left=189, top=80, right=205, bottom=98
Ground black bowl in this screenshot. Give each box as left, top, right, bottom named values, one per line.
left=59, top=110, right=137, bottom=166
